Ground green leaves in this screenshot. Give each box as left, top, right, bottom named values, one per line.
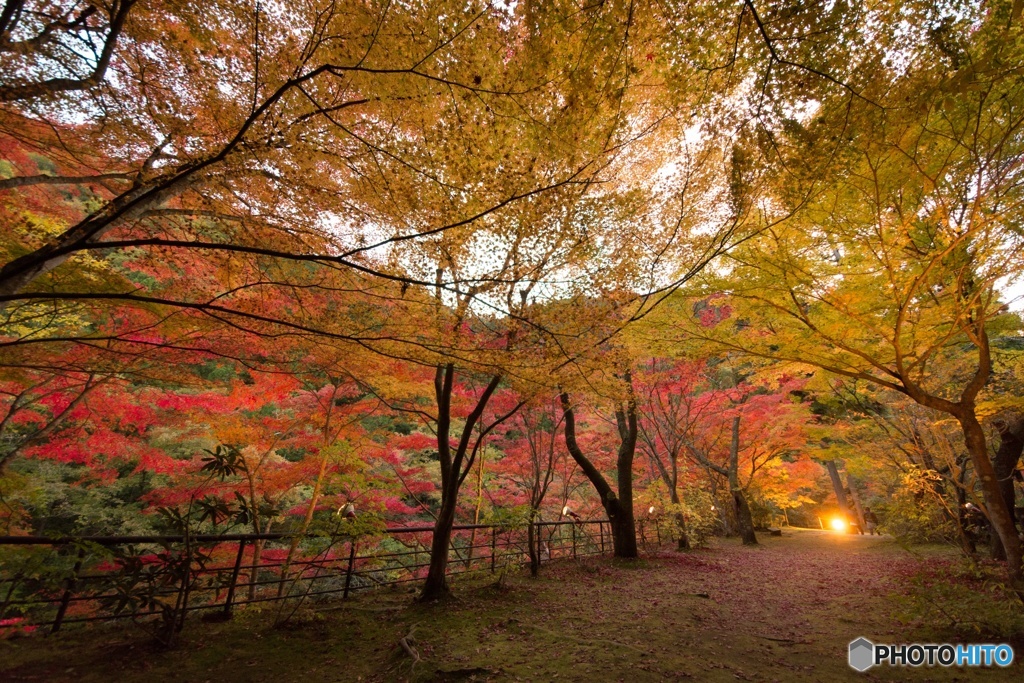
left=199, top=444, right=245, bottom=480
left=230, top=490, right=280, bottom=527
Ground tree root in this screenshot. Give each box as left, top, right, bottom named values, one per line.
left=398, top=623, right=421, bottom=667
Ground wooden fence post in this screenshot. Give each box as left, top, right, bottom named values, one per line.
left=342, top=539, right=357, bottom=600
left=222, top=539, right=247, bottom=617
left=490, top=528, right=497, bottom=573
left=51, top=546, right=86, bottom=634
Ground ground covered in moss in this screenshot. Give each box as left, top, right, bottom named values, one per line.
left=3, top=528, right=1021, bottom=682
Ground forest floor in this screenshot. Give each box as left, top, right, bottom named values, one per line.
left=2, top=528, right=1022, bottom=682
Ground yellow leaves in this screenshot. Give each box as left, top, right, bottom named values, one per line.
left=745, top=362, right=818, bottom=392
left=976, top=397, right=1024, bottom=420
left=211, top=424, right=250, bottom=448
left=12, top=208, right=67, bottom=242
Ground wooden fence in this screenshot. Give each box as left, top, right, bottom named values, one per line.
left=0, top=519, right=667, bottom=636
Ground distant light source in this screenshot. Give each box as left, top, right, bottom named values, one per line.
left=562, top=505, right=571, bottom=517
left=648, top=506, right=656, bottom=515
left=830, top=517, right=847, bottom=532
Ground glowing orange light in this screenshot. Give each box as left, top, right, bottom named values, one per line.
left=830, top=517, right=848, bottom=532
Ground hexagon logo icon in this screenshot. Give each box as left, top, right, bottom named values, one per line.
left=849, top=637, right=875, bottom=672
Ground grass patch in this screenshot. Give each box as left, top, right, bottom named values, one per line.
left=893, top=557, right=1024, bottom=646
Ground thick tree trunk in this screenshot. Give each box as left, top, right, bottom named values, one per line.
left=988, top=412, right=1023, bottom=561
left=898, top=326, right=1021, bottom=584
left=560, top=387, right=638, bottom=559
left=613, top=395, right=639, bottom=558
left=728, top=416, right=757, bottom=545
left=846, top=474, right=867, bottom=533
left=606, top=496, right=638, bottom=557
left=958, top=412, right=1022, bottom=583
left=733, top=489, right=758, bottom=545
left=674, top=511, right=690, bottom=549
left=421, top=490, right=457, bottom=601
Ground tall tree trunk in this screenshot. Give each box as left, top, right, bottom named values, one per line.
left=420, top=369, right=503, bottom=601
left=825, top=460, right=851, bottom=525
left=645, top=441, right=688, bottom=549
left=955, top=457, right=977, bottom=556
left=733, top=490, right=757, bottom=545
left=728, top=415, right=757, bottom=545
left=560, top=387, right=638, bottom=558
left=957, top=411, right=1022, bottom=583
left=846, top=474, right=867, bottom=533
left=421, top=486, right=458, bottom=600
left=277, top=446, right=331, bottom=597
left=669, top=488, right=690, bottom=550
left=988, top=412, right=1023, bottom=561
left=613, top=394, right=639, bottom=557
left=606, top=495, right=637, bottom=557
left=528, top=513, right=540, bottom=577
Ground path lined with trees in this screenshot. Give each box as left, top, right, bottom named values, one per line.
left=5, top=530, right=1018, bottom=682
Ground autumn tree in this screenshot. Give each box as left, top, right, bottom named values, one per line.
left=634, top=359, right=714, bottom=549
left=672, top=2, right=1024, bottom=581
left=490, top=395, right=568, bottom=575
left=819, top=381, right=981, bottom=550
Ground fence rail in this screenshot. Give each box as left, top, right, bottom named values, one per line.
left=0, top=519, right=668, bottom=636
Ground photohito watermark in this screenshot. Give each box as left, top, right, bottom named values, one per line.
left=848, top=637, right=1014, bottom=672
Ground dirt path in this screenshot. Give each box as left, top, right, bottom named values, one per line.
left=498, top=529, right=1017, bottom=682
left=2, top=528, right=1020, bottom=682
